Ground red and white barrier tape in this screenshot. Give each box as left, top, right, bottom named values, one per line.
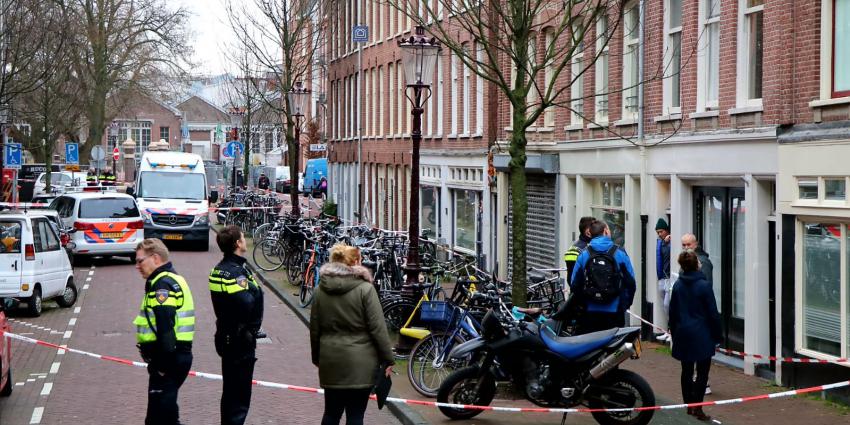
left=3, top=329, right=849, bottom=414
left=625, top=310, right=850, bottom=364
left=0, top=202, right=51, bottom=208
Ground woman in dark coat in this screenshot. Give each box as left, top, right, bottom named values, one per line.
left=668, top=250, right=722, bottom=421
left=310, top=244, right=395, bottom=425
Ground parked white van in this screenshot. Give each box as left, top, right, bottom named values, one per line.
left=0, top=211, right=77, bottom=316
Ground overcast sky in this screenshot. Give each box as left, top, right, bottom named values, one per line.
left=173, top=0, right=234, bottom=76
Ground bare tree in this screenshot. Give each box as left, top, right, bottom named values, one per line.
left=226, top=0, right=323, bottom=216
left=62, top=0, right=192, bottom=163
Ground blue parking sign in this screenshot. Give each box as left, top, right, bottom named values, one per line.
left=66, top=143, right=79, bottom=164
left=4, top=142, right=22, bottom=169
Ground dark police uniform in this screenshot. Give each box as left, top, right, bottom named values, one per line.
left=133, top=263, right=195, bottom=425
left=209, top=254, right=264, bottom=425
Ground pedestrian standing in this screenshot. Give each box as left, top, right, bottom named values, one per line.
left=680, top=233, right=715, bottom=395
left=132, top=239, right=194, bottom=425
left=257, top=173, right=270, bottom=191
left=563, top=216, right=596, bottom=284
left=655, top=218, right=673, bottom=341
left=310, top=244, right=395, bottom=425
left=668, top=250, right=722, bottom=422
left=570, top=221, right=637, bottom=334
left=209, top=225, right=265, bottom=425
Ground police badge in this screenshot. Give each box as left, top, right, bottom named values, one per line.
left=155, top=289, right=169, bottom=304
left=237, top=276, right=249, bottom=289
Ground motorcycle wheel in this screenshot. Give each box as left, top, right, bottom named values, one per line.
left=436, top=366, right=496, bottom=420
left=587, top=369, right=655, bottom=425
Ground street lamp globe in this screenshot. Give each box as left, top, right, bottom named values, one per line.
left=288, top=81, right=310, bottom=118
left=399, top=26, right=440, bottom=88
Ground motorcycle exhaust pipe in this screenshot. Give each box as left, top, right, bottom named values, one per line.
left=589, top=343, right=635, bottom=380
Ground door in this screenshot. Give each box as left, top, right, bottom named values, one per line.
left=694, top=187, right=746, bottom=350
left=32, top=217, right=64, bottom=297
left=768, top=220, right=777, bottom=370
left=0, top=220, right=24, bottom=296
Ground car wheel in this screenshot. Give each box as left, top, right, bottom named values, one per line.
left=0, top=367, right=12, bottom=397
left=128, top=252, right=136, bottom=263
left=56, top=280, right=77, bottom=308
left=27, top=286, right=43, bottom=317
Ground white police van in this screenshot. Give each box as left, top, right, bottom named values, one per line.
left=132, top=152, right=213, bottom=250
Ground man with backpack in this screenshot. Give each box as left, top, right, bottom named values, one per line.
left=570, top=220, right=637, bottom=334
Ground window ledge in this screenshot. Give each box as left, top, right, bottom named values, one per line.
left=654, top=113, right=682, bottom=123
left=728, top=105, right=764, bottom=115
left=537, top=127, right=555, bottom=133
left=790, top=201, right=850, bottom=209
left=472, top=132, right=483, bottom=137
left=447, top=133, right=458, bottom=138
left=587, top=122, right=608, bottom=129
left=565, top=124, right=584, bottom=131
left=613, top=118, right=637, bottom=127
left=809, top=97, right=850, bottom=108
left=689, top=110, right=720, bottom=119
left=503, top=127, right=513, bottom=132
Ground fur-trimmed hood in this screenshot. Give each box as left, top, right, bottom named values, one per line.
left=319, top=262, right=373, bottom=294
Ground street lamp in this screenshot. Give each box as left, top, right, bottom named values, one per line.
left=288, top=81, right=310, bottom=215
left=228, top=108, right=244, bottom=192
left=399, top=26, right=440, bottom=286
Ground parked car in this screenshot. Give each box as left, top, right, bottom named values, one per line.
left=49, top=189, right=144, bottom=262
left=25, top=209, right=74, bottom=266
left=33, top=172, right=84, bottom=196
left=30, top=194, right=60, bottom=207
left=0, top=297, right=15, bottom=397
left=0, top=211, right=77, bottom=317
left=303, top=158, right=327, bottom=196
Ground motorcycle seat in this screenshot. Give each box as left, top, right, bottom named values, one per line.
left=540, top=327, right=618, bottom=360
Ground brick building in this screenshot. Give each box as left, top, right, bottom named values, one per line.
left=176, top=95, right=230, bottom=161
left=102, top=92, right=182, bottom=158
left=327, top=1, right=498, bottom=263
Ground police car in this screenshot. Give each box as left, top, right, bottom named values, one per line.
left=49, top=188, right=144, bottom=262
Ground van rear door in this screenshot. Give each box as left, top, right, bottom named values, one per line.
left=0, top=220, right=24, bottom=297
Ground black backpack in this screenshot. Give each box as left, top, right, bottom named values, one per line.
left=583, top=246, right=622, bottom=303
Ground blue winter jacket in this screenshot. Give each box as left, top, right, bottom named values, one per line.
left=570, top=236, right=637, bottom=313
left=656, top=238, right=671, bottom=280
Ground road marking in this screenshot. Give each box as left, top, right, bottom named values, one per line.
left=74, top=307, right=81, bottom=314
left=68, top=318, right=77, bottom=326
left=57, top=345, right=67, bottom=355
left=30, top=407, right=44, bottom=424
left=90, top=265, right=95, bottom=270
left=27, top=378, right=35, bottom=382
left=50, top=362, right=61, bottom=374
left=83, top=284, right=89, bottom=290
left=63, top=331, right=72, bottom=339
left=15, top=382, right=24, bottom=386
left=86, top=277, right=91, bottom=282
left=88, top=270, right=94, bottom=276
left=40, top=383, right=53, bottom=396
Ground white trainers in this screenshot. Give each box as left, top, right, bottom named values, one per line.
left=705, top=385, right=712, bottom=395
left=656, top=333, right=671, bottom=342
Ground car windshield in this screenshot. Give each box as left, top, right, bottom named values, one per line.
left=139, top=171, right=206, bottom=200
left=79, top=198, right=140, bottom=219
left=0, top=221, right=22, bottom=254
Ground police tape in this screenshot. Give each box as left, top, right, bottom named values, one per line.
left=0, top=202, right=50, bottom=208
left=624, top=310, right=850, bottom=365
left=2, top=329, right=850, bottom=414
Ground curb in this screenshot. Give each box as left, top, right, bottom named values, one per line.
left=213, top=227, right=428, bottom=425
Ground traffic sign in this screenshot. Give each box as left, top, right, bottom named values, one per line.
left=4, top=142, right=22, bottom=169
left=113, top=147, right=120, bottom=161
left=352, top=25, right=369, bottom=43
left=309, top=143, right=327, bottom=152
left=65, top=143, right=79, bottom=164
left=91, top=145, right=106, bottom=161
left=223, top=141, right=244, bottom=158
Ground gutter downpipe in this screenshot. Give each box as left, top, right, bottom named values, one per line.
left=637, top=0, right=652, bottom=338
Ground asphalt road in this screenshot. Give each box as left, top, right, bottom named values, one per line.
left=0, top=233, right=399, bottom=424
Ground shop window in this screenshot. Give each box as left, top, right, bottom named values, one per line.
left=801, top=223, right=843, bottom=357
left=421, top=186, right=440, bottom=239
left=453, top=189, right=479, bottom=252
left=592, top=181, right=626, bottom=246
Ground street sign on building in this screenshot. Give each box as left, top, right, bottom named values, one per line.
left=309, top=143, right=327, bottom=152
left=352, top=25, right=369, bottom=43
left=91, top=145, right=106, bottom=161
left=4, top=142, right=22, bottom=169
left=223, top=141, right=244, bottom=158
left=65, top=143, right=79, bottom=164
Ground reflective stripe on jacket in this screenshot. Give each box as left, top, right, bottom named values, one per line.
left=134, top=271, right=195, bottom=343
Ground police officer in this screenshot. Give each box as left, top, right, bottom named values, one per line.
left=85, top=169, right=97, bottom=186
left=133, top=239, right=194, bottom=425
left=102, top=168, right=117, bottom=186
left=564, top=216, right=596, bottom=284
left=209, top=225, right=264, bottom=425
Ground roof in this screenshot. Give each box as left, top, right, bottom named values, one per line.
left=141, top=151, right=204, bottom=164
left=176, top=95, right=230, bottom=123
left=59, top=191, right=134, bottom=200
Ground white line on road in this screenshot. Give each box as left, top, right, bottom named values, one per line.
left=68, top=318, right=77, bottom=326
left=82, top=284, right=89, bottom=290
left=88, top=271, right=94, bottom=276
left=86, top=277, right=91, bottom=282
left=74, top=307, right=81, bottom=314
left=50, top=362, right=61, bottom=374
left=27, top=378, right=35, bottom=382
left=15, top=382, right=24, bottom=386
left=63, top=331, right=72, bottom=339
left=90, top=265, right=95, bottom=270
left=30, top=407, right=44, bottom=424
left=40, top=383, right=53, bottom=396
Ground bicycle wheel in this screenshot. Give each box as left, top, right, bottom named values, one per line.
left=286, top=252, right=303, bottom=286
left=253, top=222, right=272, bottom=241
left=253, top=239, right=285, bottom=272
left=409, top=333, right=467, bottom=398
left=300, top=265, right=317, bottom=307
left=382, top=299, right=416, bottom=334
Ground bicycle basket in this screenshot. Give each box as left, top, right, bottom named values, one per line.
left=420, top=301, right=457, bottom=328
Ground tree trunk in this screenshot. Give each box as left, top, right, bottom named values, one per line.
left=509, top=105, right=529, bottom=307
left=84, top=87, right=108, bottom=166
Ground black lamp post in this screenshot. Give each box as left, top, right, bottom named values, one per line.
left=288, top=81, right=310, bottom=216
left=228, top=108, right=244, bottom=192
left=399, top=27, right=440, bottom=286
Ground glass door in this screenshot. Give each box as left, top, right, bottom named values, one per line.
left=695, top=187, right=746, bottom=350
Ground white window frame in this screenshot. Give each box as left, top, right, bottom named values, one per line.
left=663, top=0, right=683, bottom=115
left=389, top=63, right=395, bottom=136
left=450, top=51, right=459, bottom=136
left=452, top=188, right=480, bottom=254
left=437, top=54, right=444, bottom=137
left=364, top=69, right=370, bottom=137
left=737, top=0, right=764, bottom=107
left=378, top=67, right=385, bottom=137
left=463, top=44, right=471, bottom=136
left=379, top=2, right=385, bottom=41
left=570, top=28, right=585, bottom=126
left=622, top=2, right=640, bottom=121
left=544, top=30, right=556, bottom=128
left=397, top=61, right=405, bottom=136
left=795, top=220, right=850, bottom=361
left=697, top=0, right=721, bottom=111
left=595, top=16, right=610, bottom=124
left=818, top=0, right=850, bottom=100
left=476, top=42, right=485, bottom=135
